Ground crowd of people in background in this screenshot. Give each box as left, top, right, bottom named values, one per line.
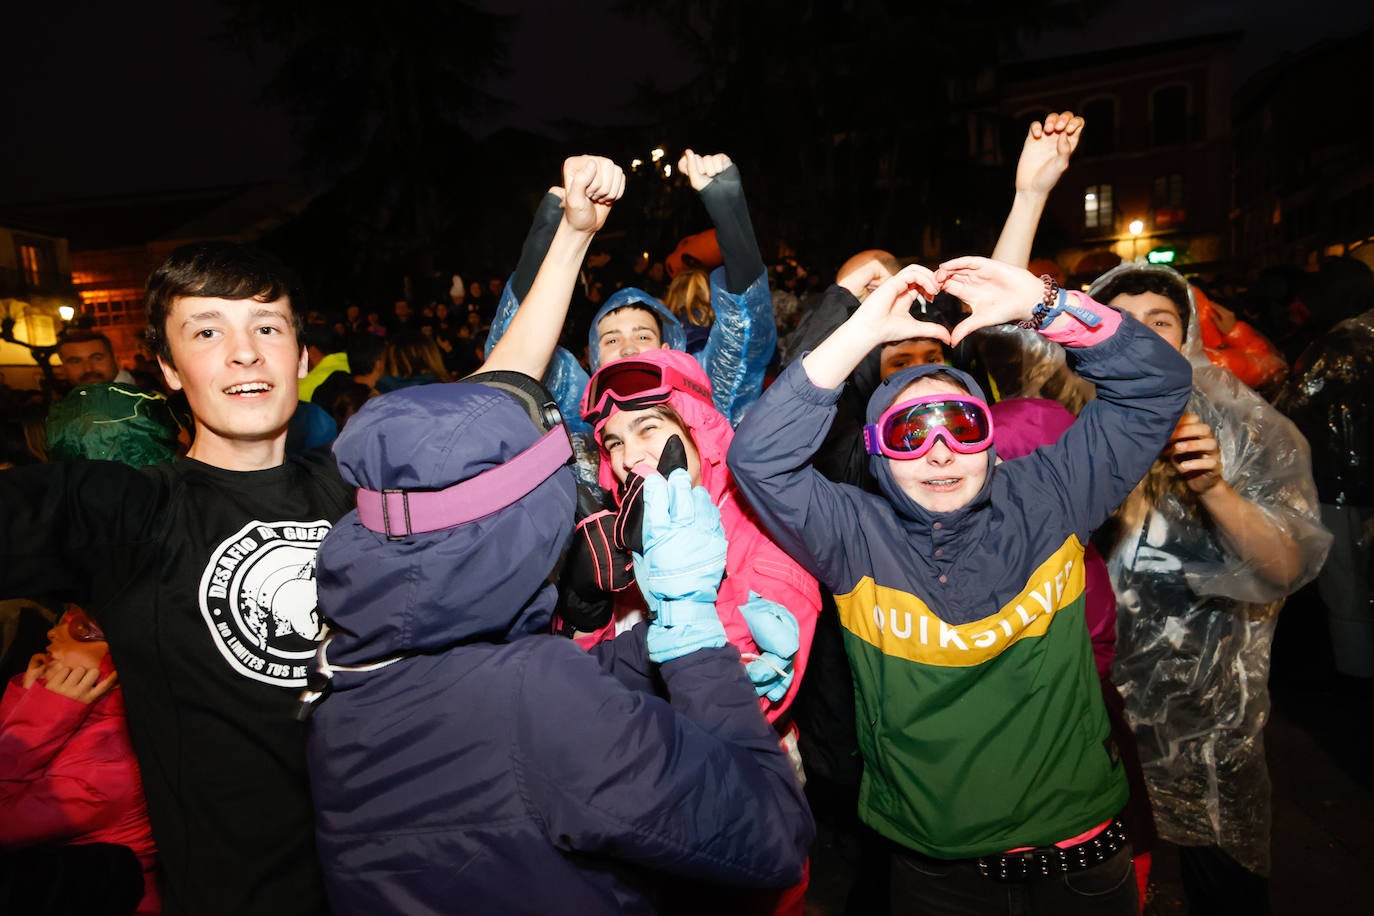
left=0, top=118, right=1369, bottom=916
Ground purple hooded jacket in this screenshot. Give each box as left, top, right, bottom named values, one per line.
left=306, top=382, right=811, bottom=915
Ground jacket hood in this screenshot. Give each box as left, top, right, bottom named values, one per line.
left=1088, top=261, right=1207, bottom=367
left=587, top=287, right=687, bottom=372
left=46, top=382, right=179, bottom=467
left=587, top=349, right=734, bottom=504
left=318, top=383, right=576, bottom=665
left=864, top=363, right=997, bottom=525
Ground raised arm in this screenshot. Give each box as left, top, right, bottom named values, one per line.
left=939, top=256, right=1194, bottom=536
left=681, top=150, right=765, bottom=294
left=681, top=150, right=777, bottom=425
left=476, top=156, right=624, bottom=379
left=801, top=265, right=946, bottom=388
left=990, top=112, right=1084, bottom=268
left=730, top=268, right=946, bottom=584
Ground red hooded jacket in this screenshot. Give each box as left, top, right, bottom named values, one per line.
left=0, top=672, right=160, bottom=914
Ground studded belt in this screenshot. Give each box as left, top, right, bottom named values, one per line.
left=975, top=816, right=1129, bottom=883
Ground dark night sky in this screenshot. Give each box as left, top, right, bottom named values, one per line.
left=4, top=0, right=1370, bottom=206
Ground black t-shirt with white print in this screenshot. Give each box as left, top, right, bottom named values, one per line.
left=0, top=450, right=352, bottom=916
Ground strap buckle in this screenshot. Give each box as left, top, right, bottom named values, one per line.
left=379, top=488, right=412, bottom=541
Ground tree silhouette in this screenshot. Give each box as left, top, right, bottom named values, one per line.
left=222, top=0, right=515, bottom=296
left=614, top=0, right=1102, bottom=268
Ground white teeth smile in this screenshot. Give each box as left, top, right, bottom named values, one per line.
left=925, top=478, right=959, bottom=486
left=225, top=383, right=271, bottom=395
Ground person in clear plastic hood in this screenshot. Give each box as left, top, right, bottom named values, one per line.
left=1087, top=261, right=1331, bottom=914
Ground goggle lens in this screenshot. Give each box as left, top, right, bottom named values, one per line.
left=65, top=610, right=106, bottom=643
left=884, top=402, right=990, bottom=451
left=584, top=359, right=713, bottom=427
left=864, top=394, right=994, bottom=459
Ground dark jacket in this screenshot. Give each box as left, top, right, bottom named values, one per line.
left=307, top=382, right=811, bottom=915
left=728, top=305, right=1192, bottom=858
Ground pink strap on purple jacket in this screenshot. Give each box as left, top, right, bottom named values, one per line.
left=355, top=427, right=572, bottom=539
left=1039, top=291, right=1121, bottom=348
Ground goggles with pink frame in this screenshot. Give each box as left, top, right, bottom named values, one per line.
left=863, top=394, right=995, bottom=460
left=582, top=357, right=713, bottom=429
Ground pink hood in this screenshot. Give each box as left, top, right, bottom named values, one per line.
left=587, top=350, right=819, bottom=723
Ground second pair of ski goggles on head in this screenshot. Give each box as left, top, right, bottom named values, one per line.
left=582, top=358, right=713, bottom=428
left=863, top=394, right=995, bottom=460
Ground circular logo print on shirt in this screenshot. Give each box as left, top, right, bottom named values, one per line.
left=198, top=519, right=333, bottom=687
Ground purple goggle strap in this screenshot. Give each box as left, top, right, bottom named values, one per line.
left=355, top=426, right=573, bottom=539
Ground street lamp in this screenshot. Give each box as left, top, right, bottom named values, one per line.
left=1128, top=220, right=1145, bottom=261
left=58, top=305, right=76, bottom=322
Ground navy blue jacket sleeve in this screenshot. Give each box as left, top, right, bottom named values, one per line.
left=1004, top=311, right=1194, bottom=540
left=587, top=623, right=655, bottom=695
left=516, top=638, right=812, bottom=887
left=726, top=361, right=877, bottom=591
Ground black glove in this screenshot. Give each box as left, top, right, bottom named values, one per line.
left=613, top=434, right=689, bottom=556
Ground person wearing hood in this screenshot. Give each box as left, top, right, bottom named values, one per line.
left=1276, top=258, right=1374, bottom=680
left=1084, top=261, right=1331, bottom=914
left=575, top=348, right=820, bottom=720
left=1, top=607, right=160, bottom=915
left=487, top=149, right=775, bottom=439
left=303, top=156, right=812, bottom=915
left=728, top=257, right=1193, bottom=915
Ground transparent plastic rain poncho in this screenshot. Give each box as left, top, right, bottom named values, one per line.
left=1275, top=308, right=1374, bottom=508
left=976, top=263, right=1331, bottom=873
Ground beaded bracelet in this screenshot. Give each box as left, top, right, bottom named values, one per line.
left=1017, top=274, right=1060, bottom=329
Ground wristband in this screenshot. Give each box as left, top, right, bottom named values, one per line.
left=1017, top=274, right=1060, bottom=329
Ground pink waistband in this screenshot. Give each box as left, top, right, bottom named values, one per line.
left=1005, top=817, right=1112, bottom=853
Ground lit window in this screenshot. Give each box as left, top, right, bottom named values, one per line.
left=1084, top=184, right=1113, bottom=230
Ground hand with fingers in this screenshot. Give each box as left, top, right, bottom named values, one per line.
left=560, top=155, right=626, bottom=234
left=1016, top=111, right=1085, bottom=196
left=1167, top=413, right=1224, bottom=494
left=935, top=257, right=1046, bottom=345
left=852, top=264, right=949, bottom=346
left=837, top=256, right=896, bottom=303
left=678, top=149, right=734, bottom=192
left=22, top=653, right=50, bottom=689
left=633, top=468, right=729, bottom=664
left=40, top=662, right=118, bottom=705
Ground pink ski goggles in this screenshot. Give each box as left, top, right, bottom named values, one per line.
left=863, top=394, right=995, bottom=460
left=582, top=357, right=713, bottom=429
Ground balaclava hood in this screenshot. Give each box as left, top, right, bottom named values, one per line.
left=865, top=363, right=997, bottom=522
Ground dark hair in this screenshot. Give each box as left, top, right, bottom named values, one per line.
left=346, top=334, right=386, bottom=379
left=599, top=304, right=663, bottom=339
left=144, top=242, right=306, bottom=366
left=56, top=328, right=115, bottom=355
left=1091, top=271, right=1192, bottom=341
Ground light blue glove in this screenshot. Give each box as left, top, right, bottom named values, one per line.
left=739, top=592, right=800, bottom=702
left=632, top=469, right=729, bottom=664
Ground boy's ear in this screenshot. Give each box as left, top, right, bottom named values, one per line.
left=297, top=346, right=309, bottom=380
left=157, top=355, right=184, bottom=393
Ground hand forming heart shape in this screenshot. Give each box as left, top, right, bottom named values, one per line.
left=856, top=257, right=1049, bottom=348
